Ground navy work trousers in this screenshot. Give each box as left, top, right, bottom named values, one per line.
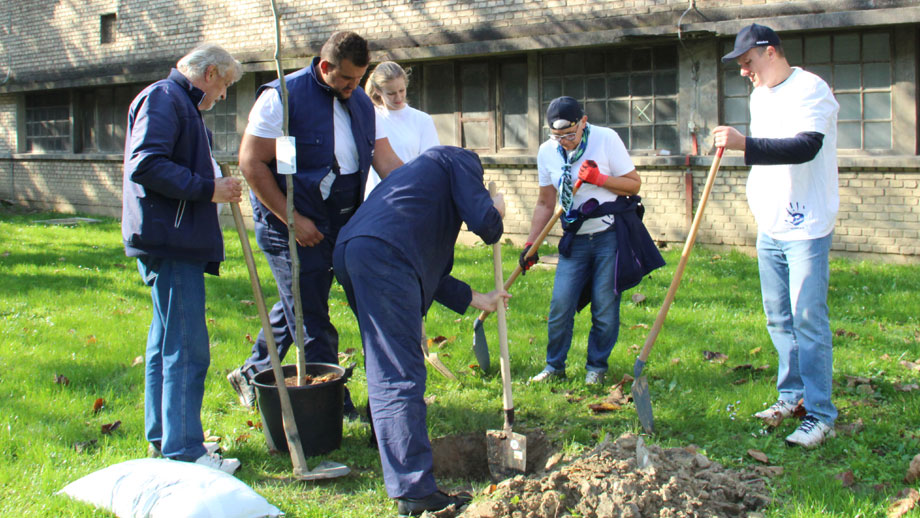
left=334, top=237, right=437, bottom=499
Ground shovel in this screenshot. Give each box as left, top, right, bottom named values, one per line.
left=632, top=147, right=724, bottom=434
left=223, top=164, right=349, bottom=481
left=485, top=182, right=527, bottom=480
left=472, top=179, right=584, bottom=372
left=420, top=321, right=459, bottom=381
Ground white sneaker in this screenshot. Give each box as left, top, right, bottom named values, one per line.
left=529, top=367, right=565, bottom=383
left=148, top=441, right=220, bottom=458
left=785, top=415, right=835, bottom=448
left=754, top=399, right=797, bottom=427
left=194, top=452, right=241, bottom=475
left=584, top=371, right=605, bottom=385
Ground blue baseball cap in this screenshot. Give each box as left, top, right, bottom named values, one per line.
left=721, top=23, right=782, bottom=63
left=546, top=96, right=584, bottom=130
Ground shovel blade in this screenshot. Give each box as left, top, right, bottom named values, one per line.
left=632, top=375, right=655, bottom=434
left=295, top=460, right=351, bottom=481
left=486, top=429, right=527, bottom=481
left=472, top=318, right=490, bottom=372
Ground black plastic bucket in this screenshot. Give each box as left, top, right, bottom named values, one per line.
left=251, top=363, right=346, bottom=455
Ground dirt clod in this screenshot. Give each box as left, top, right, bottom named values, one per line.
left=458, top=433, right=770, bottom=518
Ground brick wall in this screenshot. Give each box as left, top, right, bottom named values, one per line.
left=0, top=95, right=14, bottom=154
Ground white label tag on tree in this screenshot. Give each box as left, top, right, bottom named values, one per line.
left=275, top=136, right=296, bottom=175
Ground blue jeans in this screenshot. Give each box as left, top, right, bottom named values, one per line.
left=138, top=257, right=209, bottom=461
left=545, top=228, right=621, bottom=373
left=757, top=232, right=837, bottom=426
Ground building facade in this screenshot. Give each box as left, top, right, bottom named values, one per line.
left=0, top=0, right=918, bottom=261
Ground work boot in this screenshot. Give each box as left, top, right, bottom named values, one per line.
left=148, top=441, right=220, bottom=458
left=785, top=415, right=835, bottom=448
left=529, top=366, right=565, bottom=383
left=227, top=367, right=256, bottom=409
left=396, top=490, right=472, bottom=517
left=753, top=399, right=797, bottom=427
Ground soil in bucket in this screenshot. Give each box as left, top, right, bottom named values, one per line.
left=251, top=363, right=345, bottom=456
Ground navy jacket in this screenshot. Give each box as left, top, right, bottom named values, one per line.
left=252, top=57, right=376, bottom=237
left=122, top=69, right=223, bottom=275
left=559, top=196, right=665, bottom=311
left=336, top=146, right=503, bottom=314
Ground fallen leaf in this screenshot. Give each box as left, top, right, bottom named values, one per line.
left=881, top=353, right=892, bottom=361
left=432, top=335, right=447, bottom=345
left=702, top=350, right=728, bottom=363
left=246, top=420, right=262, bottom=430
left=671, top=358, right=680, bottom=365
left=835, top=469, right=856, bottom=488
left=207, top=318, right=216, bottom=324
left=424, top=395, right=436, bottom=406
left=631, top=293, right=646, bottom=304
left=53, top=374, right=70, bottom=385
left=732, top=364, right=753, bottom=371
left=629, top=344, right=640, bottom=352
left=131, top=356, right=144, bottom=367
left=845, top=375, right=872, bottom=387
left=837, top=418, right=865, bottom=436
left=755, top=364, right=771, bottom=371
left=100, top=420, right=121, bottom=435
left=588, top=402, right=621, bottom=413
left=92, top=398, right=105, bottom=414
left=204, top=431, right=221, bottom=443
left=732, top=378, right=749, bottom=385
left=753, top=465, right=784, bottom=477
left=236, top=433, right=251, bottom=443
left=244, top=333, right=254, bottom=344
left=618, top=374, right=635, bottom=384
left=888, top=489, right=919, bottom=518
left=605, top=386, right=629, bottom=406
left=86, top=335, right=97, bottom=344
left=629, top=323, right=649, bottom=330
left=900, top=360, right=920, bottom=372
left=343, top=348, right=356, bottom=355
left=792, top=400, right=808, bottom=419
left=74, top=439, right=97, bottom=453
left=906, top=454, right=920, bottom=484
left=747, top=449, right=769, bottom=463
left=486, top=484, right=498, bottom=494
left=749, top=346, right=762, bottom=355
left=240, top=300, right=255, bottom=306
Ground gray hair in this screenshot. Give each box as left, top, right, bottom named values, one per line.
left=365, top=61, right=410, bottom=107
left=177, top=44, right=243, bottom=83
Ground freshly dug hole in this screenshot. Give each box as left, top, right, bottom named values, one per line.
left=431, top=430, right=554, bottom=481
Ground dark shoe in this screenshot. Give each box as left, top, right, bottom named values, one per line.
left=227, top=367, right=256, bottom=409
left=344, top=406, right=364, bottom=422
left=397, top=490, right=472, bottom=517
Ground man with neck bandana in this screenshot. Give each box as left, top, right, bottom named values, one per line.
left=522, top=96, right=642, bottom=386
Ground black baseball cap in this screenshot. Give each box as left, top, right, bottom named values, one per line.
left=546, top=96, right=584, bottom=130
left=721, top=23, right=782, bottom=63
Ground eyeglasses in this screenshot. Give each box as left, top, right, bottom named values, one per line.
left=549, top=131, right=579, bottom=142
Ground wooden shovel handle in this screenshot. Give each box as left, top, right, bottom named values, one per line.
left=637, top=148, right=724, bottom=364
left=222, top=163, right=310, bottom=476
left=489, top=182, right=514, bottom=423
left=477, top=179, right=584, bottom=323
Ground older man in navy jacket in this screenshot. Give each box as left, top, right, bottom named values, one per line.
left=122, top=44, right=242, bottom=474
left=334, top=146, right=508, bottom=516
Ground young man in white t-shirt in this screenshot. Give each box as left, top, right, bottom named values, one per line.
left=521, top=96, right=641, bottom=386
left=713, top=23, right=840, bottom=448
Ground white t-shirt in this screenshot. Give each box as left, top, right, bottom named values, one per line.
left=747, top=67, right=839, bottom=240
left=537, top=124, right=635, bottom=235
left=365, top=104, right=440, bottom=197
left=245, top=88, right=386, bottom=175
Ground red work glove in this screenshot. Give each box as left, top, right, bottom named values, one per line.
left=577, top=159, right=609, bottom=186
left=519, top=242, right=539, bottom=274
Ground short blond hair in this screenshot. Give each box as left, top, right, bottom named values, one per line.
left=177, top=44, right=243, bottom=83
left=365, top=61, right=410, bottom=107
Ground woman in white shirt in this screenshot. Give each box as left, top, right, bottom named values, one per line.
left=363, top=61, right=440, bottom=198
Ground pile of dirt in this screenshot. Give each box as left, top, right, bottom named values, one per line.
left=453, top=433, right=770, bottom=518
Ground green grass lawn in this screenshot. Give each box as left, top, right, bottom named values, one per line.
left=1, top=206, right=918, bottom=517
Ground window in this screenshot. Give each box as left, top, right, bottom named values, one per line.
left=201, top=84, right=239, bottom=153
left=100, top=14, right=116, bottom=45
left=409, top=57, right=529, bottom=153
left=26, top=92, right=72, bottom=152
left=77, top=84, right=142, bottom=153
left=721, top=30, right=893, bottom=151
left=541, top=46, right=680, bottom=153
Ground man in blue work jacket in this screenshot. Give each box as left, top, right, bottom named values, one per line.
left=334, top=146, right=509, bottom=517
left=228, top=32, right=403, bottom=416
left=123, top=44, right=243, bottom=474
